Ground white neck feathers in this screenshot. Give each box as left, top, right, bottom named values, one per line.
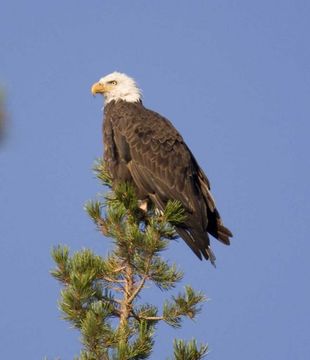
left=105, top=91, right=141, bottom=104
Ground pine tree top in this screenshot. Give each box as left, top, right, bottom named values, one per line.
left=51, top=159, right=208, bottom=359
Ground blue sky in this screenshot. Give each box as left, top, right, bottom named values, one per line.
left=1, top=1, right=310, bottom=359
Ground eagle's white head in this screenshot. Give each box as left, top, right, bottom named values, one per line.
left=91, top=72, right=142, bottom=104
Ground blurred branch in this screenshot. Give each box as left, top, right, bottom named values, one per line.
left=0, top=89, right=6, bottom=144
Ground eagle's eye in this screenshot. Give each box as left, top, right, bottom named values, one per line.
left=108, top=80, right=117, bottom=85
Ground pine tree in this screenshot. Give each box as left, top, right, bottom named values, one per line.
left=51, top=159, right=208, bottom=359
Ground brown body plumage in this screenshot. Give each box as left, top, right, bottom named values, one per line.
left=91, top=72, right=232, bottom=265
left=103, top=100, right=232, bottom=265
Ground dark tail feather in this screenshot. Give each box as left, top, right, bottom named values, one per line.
left=176, top=226, right=216, bottom=266
left=217, top=223, right=233, bottom=245
left=192, top=229, right=217, bottom=267
left=176, top=227, right=203, bottom=260
left=207, top=208, right=233, bottom=245
left=205, top=246, right=216, bottom=267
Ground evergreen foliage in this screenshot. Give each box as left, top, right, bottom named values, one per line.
left=51, top=159, right=208, bottom=359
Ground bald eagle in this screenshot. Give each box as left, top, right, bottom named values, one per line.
left=91, top=72, right=232, bottom=265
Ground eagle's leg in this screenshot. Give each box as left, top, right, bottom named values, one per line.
left=138, top=199, right=148, bottom=212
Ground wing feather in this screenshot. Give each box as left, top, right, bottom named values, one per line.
left=104, top=100, right=232, bottom=262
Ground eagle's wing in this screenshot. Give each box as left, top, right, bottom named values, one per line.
left=107, top=102, right=232, bottom=262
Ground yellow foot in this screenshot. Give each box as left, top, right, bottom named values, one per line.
left=138, top=200, right=148, bottom=212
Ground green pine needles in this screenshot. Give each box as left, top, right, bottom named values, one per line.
left=51, top=159, right=208, bottom=359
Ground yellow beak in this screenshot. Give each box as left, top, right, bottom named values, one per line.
left=91, top=82, right=106, bottom=96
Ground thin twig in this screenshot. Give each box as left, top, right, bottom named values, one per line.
left=113, top=265, right=126, bottom=273
left=127, top=274, right=148, bottom=304
left=102, top=276, right=125, bottom=283
left=127, top=254, right=152, bottom=304
left=140, top=316, right=164, bottom=321
left=97, top=218, right=108, bottom=236
left=129, top=309, right=164, bottom=323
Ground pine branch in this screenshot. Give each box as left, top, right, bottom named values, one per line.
left=51, top=163, right=208, bottom=359
left=127, top=254, right=152, bottom=304
left=163, top=286, right=206, bottom=328
left=93, top=158, right=113, bottom=188
left=172, top=339, right=209, bottom=360
left=51, top=245, right=70, bottom=283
